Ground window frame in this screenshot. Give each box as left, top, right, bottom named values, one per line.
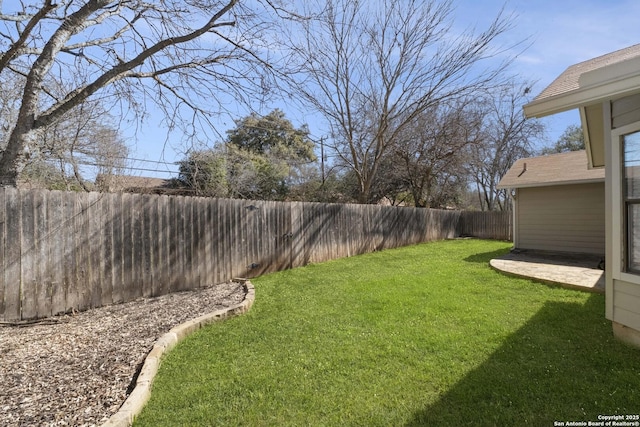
left=612, top=121, right=640, bottom=283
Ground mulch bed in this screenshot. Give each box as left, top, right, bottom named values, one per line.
left=0, top=282, right=247, bottom=426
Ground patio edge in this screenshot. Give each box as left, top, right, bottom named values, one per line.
left=489, top=258, right=605, bottom=294
left=100, top=279, right=255, bottom=427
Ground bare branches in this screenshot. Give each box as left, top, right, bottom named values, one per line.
left=467, top=80, right=544, bottom=211
left=0, top=0, right=56, bottom=73
left=35, top=0, right=240, bottom=129
left=288, top=0, right=515, bottom=203
left=0, top=0, right=282, bottom=186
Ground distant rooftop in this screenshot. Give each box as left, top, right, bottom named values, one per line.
left=497, top=150, right=604, bottom=189
left=95, top=174, right=170, bottom=192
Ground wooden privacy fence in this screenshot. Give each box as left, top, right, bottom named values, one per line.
left=459, top=210, right=512, bottom=241
left=0, top=188, right=509, bottom=321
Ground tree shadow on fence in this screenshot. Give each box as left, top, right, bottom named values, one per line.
left=405, top=295, right=640, bottom=426
left=0, top=188, right=472, bottom=321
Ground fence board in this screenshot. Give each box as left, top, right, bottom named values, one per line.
left=0, top=188, right=5, bottom=319
left=262, top=201, right=276, bottom=274
left=100, top=194, right=114, bottom=307
left=34, top=190, right=50, bottom=318
left=199, top=198, right=210, bottom=284
left=184, top=197, right=195, bottom=289
left=62, top=192, right=75, bottom=312
left=193, top=197, right=203, bottom=286
left=257, top=201, right=270, bottom=276
left=120, top=193, right=133, bottom=300
left=178, top=195, right=188, bottom=291
left=158, top=195, right=170, bottom=296
left=208, top=198, right=221, bottom=285
left=78, top=193, right=92, bottom=312
left=244, top=200, right=259, bottom=277
left=141, top=195, right=153, bottom=296
left=238, top=200, right=250, bottom=278
left=110, top=193, right=123, bottom=304
left=20, top=191, right=37, bottom=319
left=265, top=201, right=276, bottom=273
left=4, top=189, right=21, bottom=320
left=140, top=195, right=153, bottom=297
left=88, top=192, right=102, bottom=309
left=228, top=199, right=241, bottom=279
left=168, top=196, right=179, bottom=292
left=133, top=194, right=144, bottom=298
left=219, top=198, right=229, bottom=281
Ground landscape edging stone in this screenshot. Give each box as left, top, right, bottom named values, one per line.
left=101, top=279, right=255, bottom=427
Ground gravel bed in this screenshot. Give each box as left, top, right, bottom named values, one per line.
left=0, top=282, right=247, bottom=427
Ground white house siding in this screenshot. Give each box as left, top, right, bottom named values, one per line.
left=612, top=281, right=640, bottom=327
left=520, top=44, right=640, bottom=347
left=610, top=105, right=640, bottom=346
left=611, top=272, right=640, bottom=346
left=516, top=182, right=605, bottom=254
left=612, top=92, right=640, bottom=129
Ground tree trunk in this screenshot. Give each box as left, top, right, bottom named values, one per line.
left=0, top=124, right=32, bottom=187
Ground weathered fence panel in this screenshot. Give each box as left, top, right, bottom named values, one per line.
left=0, top=188, right=510, bottom=321
left=459, top=210, right=512, bottom=241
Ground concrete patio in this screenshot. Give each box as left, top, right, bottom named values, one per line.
left=490, top=251, right=605, bottom=294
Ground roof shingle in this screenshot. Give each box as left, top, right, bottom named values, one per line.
left=497, top=150, right=604, bottom=189
left=535, top=43, right=640, bottom=102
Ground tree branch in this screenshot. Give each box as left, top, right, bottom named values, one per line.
left=36, top=0, right=239, bottom=130
left=0, top=0, right=56, bottom=73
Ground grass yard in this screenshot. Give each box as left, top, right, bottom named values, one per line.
left=134, top=239, right=640, bottom=426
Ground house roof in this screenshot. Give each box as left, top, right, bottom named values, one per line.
left=524, top=43, right=640, bottom=118
left=497, top=150, right=604, bottom=189
left=95, top=174, right=169, bottom=191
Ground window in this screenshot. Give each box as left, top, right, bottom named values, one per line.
left=623, top=130, right=640, bottom=273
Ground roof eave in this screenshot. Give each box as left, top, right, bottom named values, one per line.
left=524, top=76, right=640, bottom=118
left=497, top=177, right=605, bottom=190
left=524, top=55, right=640, bottom=118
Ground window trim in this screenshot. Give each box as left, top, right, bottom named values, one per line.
left=625, top=202, right=640, bottom=274
left=612, top=121, right=640, bottom=283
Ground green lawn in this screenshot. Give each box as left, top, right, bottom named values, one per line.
left=134, top=239, right=640, bottom=426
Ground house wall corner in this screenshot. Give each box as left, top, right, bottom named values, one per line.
left=612, top=322, right=640, bottom=349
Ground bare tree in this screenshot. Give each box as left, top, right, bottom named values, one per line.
left=0, top=0, right=282, bottom=186
left=287, top=0, right=513, bottom=203
left=467, top=81, right=544, bottom=211
left=29, top=97, right=129, bottom=190
left=393, top=100, right=484, bottom=208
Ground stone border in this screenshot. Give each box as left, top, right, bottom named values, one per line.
left=101, top=279, right=255, bottom=427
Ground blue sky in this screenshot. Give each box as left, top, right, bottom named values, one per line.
left=455, top=0, right=640, bottom=140
left=126, top=0, right=640, bottom=178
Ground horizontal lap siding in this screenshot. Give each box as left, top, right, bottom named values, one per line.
left=612, top=93, right=640, bottom=129
left=612, top=279, right=640, bottom=332
left=516, top=183, right=605, bottom=254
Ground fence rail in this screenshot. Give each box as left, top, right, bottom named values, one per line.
left=0, top=188, right=510, bottom=321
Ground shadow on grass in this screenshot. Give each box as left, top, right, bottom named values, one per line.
left=464, top=247, right=511, bottom=264
left=406, top=295, right=640, bottom=426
